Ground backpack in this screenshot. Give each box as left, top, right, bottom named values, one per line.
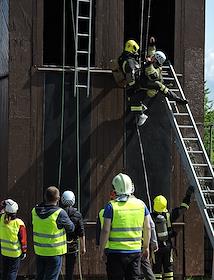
left=109, top=59, right=128, bottom=88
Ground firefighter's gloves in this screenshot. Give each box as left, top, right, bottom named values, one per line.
left=20, top=253, right=26, bottom=261
left=149, top=37, right=156, bottom=46
left=168, top=90, right=188, bottom=105
left=186, top=185, right=195, bottom=198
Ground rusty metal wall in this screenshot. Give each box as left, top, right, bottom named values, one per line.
left=0, top=0, right=9, bottom=197
left=173, top=0, right=205, bottom=277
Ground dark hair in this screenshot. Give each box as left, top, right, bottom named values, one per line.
left=45, top=186, right=60, bottom=203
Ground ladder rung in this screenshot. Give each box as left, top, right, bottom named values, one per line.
left=76, top=85, right=88, bottom=88
left=192, top=164, right=208, bottom=167
left=202, top=190, right=214, bottom=193
left=77, top=33, right=89, bottom=37
left=210, top=219, right=214, bottom=223
left=205, top=204, right=214, bottom=209
left=78, top=16, right=90, bottom=20
left=187, top=150, right=203, bottom=154
left=169, top=88, right=179, bottom=92
left=174, top=113, right=189, bottom=116
left=178, top=125, right=194, bottom=128
left=79, top=0, right=90, bottom=2
left=77, top=50, right=89, bottom=54
left=183, top=138, right=198, bottom=141
left=198, top=177, right=213, bottom=180
left=163, top=77, right=174, bottom=80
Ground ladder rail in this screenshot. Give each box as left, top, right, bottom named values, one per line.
left=166, top=99, right=208, bottom=207
left=168, top=63, right=214, bottom=178
left=74, top=0, right=92, bottom=98
left=164, top=64, right=214, bottom=247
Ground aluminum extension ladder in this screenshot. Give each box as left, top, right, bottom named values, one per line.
left=162, top=62, right=214, bottom=248
left=74, top=0, right=93, bottom=97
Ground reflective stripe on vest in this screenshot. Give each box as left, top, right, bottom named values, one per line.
left=32, top=208, right=67, bottom=256
left=109, top=197, right=145, bottom=251
left=0, top=214, right=24, bottom=258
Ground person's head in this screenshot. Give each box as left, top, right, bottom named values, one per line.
left=61, top=190, right=75, bottom=207
left=112, top=173, right=134, bottom=196
left=4, top=199, right=18, bottom=224
left=124, top=40, right=139, bottom=56
left=153, top=195, right=168, bottom=213
left=153, top=51, right=166, bottom=66
left=45, top=186, right=60, bottom=205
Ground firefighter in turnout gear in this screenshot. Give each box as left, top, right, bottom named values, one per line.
left=61, top=190, right=86, bottom=280
left=0, top=199, right=27, bottom=280
left=117, top=38, right=187, bottom=127
left=144, top=37, right=188, bottom=104
left=99, top=173, right=151, bottom=280
left=151, top=186, right=194, bottom=280
left=118, top=39, right=149, bottom=126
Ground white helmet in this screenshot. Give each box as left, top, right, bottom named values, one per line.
left=112, top=173, right=134, bottom=195
left=5, top=199, right=18, bottom=214
left=61, top=191, right=75, bottom=207
left=154, top=51, right=166, bottom=65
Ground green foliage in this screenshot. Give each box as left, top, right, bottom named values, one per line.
left=204, top=84, right=214, bottom=164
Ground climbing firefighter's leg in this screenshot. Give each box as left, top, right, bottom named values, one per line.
left=162, top=246, right=173, bottom=280
left=152, top=249, right=163, bottom=280
left=128, top=89, right=148, bottom=126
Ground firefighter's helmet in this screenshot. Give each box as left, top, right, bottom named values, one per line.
left=112, top=173, right=134, bottom=195
left=125, top=40, right=139, bottom=54
left=153, top=195, right=167, bottom=212
left=154, top=51, right=166, bottom=65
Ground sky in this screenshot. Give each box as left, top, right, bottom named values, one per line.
left=205, top=0, right=214, bottom=102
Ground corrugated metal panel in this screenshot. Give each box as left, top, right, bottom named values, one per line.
left=0, top=0, right=9, bottom=76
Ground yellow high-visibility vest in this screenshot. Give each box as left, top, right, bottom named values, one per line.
left=109, top=197, right=145, bottom=251
left=32, top=208, right=67, bottom=256
left=0, top=214, right=24, bottom=258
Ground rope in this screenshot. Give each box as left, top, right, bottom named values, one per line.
left=58, top=0, right=66, bottom=188
left=144, top=0, right=152, bottom=57
left=136, top=120, right=152, bottom=212
left=139, top=0, right=145, bottom=66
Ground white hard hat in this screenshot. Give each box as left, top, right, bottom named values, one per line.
left=112, top=173, right=134, bottom=195
left=154, top=51, right=166, bottom=65
left=5, top=199, right=19, bottom=214
left=61, top=190, right=75, bottom=207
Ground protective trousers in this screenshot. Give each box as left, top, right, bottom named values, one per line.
left=152, top=246, right=173, bottom=280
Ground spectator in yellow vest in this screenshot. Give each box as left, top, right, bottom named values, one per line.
left=32, top=186, right=74, bottom=280
left=0, top=199, right=27, bottom=280
left=99, top=173, right=151, bottom=280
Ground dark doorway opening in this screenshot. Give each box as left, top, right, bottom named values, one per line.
left=124, top=0, right=175, bottom=63
left=43, top=0, right=95, bottom=66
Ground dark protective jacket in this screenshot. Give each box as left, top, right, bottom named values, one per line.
left=151, top=194, right=191, bottom=248
left=64, top=206, right=85, bottom=253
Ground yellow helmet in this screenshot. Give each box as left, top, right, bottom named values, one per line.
left=153, top=195, right=168, bottom=212
left=125, top=40, right=139, bottom=54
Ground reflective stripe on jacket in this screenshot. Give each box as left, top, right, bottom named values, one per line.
left=32, top=208, right=67, bottom=256
left=0, top=214, right=24, bottom=258
left=109, top=197, right=145, bottom=251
